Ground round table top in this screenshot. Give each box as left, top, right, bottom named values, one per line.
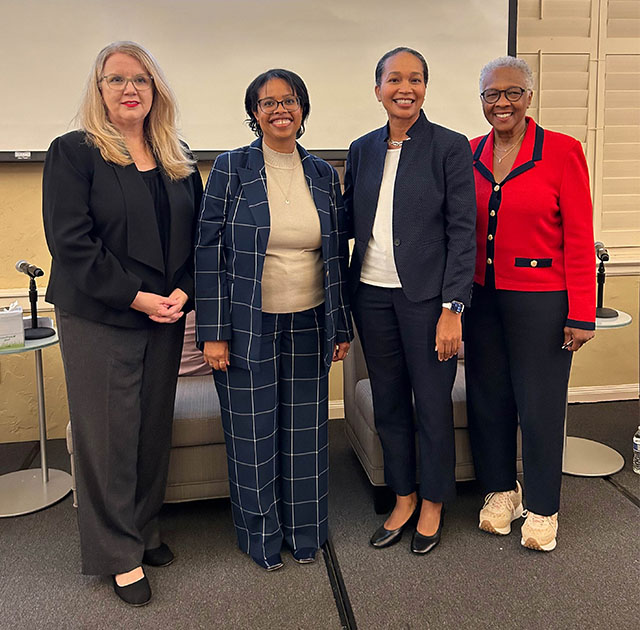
left=596, top=310, right=632, bottom=329
left=0, top=331, right=59, bottom=355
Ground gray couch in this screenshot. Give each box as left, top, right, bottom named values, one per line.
left=343, top=328, right=522, bottom=512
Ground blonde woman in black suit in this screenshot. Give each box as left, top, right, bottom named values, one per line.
left=43, top=41, right=202, bottom=606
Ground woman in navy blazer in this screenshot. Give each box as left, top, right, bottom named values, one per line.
left=344, top=48, right=476, bottom=554
left=43, top=42, right=202, bottom=605
left=195, top=69, right=352, bottom=571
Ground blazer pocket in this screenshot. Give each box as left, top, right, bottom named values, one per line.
left=514, top=257, right=552, bottom=268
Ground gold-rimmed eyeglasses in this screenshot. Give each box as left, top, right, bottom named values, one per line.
left=100, top=74, right=154, bottom=91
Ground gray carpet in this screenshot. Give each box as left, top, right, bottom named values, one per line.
left=0, top=401, right=638, bottom=629
left=0, top=442, right=340, bottom=630
left=327, top=400, right=639, bottom=630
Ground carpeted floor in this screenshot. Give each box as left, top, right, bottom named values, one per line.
left=0, top=400, right=638, bottom=629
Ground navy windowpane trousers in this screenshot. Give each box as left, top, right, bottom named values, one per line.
left=213, top=305, right=329, bottom=565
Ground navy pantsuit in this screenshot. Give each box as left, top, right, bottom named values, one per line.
left=195, top=139, right=352, bottom=565
left=344, top=112, right=476, bottom=501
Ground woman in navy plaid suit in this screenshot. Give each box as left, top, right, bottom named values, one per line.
left=195, top=69, right=352, bottom=571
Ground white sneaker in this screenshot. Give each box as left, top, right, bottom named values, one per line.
left=478, top=480, right=524, bottom=535
left=521, top=511, right=558, bottom=551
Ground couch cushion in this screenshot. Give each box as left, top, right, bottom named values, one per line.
left=172, top=375, right=224, bottom=447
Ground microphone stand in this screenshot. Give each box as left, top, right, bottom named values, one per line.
left=25, top=276, right=55, bottom=340
left=596, top=260, right=618, bottom=319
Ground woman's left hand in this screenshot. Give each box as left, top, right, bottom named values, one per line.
left=149, top=288, right=189, bottom=324
left=435, top=309, right=462, bottom=362
left=333, top=341, right=350, bottom=362
left=562, top=326, right=595, bottom=352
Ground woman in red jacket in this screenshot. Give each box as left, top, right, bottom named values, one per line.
left=466, top=56, right=595, bottom=552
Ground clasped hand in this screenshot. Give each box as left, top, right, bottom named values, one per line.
left=130, top=288, right=188, bottom=323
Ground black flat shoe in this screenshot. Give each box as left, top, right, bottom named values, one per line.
left=142, top=543, right=174, bottom=567
left=411, top=507, right=445, bottom=555
left=370, top=503, right=420, bottom=549
left=112, top=574, right=152, bottom=606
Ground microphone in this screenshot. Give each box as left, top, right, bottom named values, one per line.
left=594, top=242, right=609, bottom=262
left=15, top=260, right=44, bottom=278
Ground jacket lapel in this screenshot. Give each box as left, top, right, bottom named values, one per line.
left=473, top=118, right=544, bottom=185
left=359, top=127, right=388, bottom=241
left=237, top=139, right=270, bottom=253
left=112, top=163, right=164, bottom=272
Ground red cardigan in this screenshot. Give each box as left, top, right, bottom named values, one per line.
left=470, top=119, right=596, bottom=329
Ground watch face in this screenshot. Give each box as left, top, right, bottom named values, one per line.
left=451, top=301, right=464, bottom=314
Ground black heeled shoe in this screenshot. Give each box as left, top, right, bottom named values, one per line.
left=411, top=507, right=444, bottom=555
left=142, top=543, right=174, bottom=567
left=112, top=573, right=152, bottom=606
left=370, top=503, right=420, bottom=549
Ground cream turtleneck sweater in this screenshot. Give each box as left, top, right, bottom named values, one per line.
left=261, top=143, right=324, bottom=314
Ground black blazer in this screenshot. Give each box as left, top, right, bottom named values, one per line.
left=43, top=131, right=203, bottom=328
left=344, top=111, right=476, bottom=305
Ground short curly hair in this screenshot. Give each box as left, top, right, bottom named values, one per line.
left=479, top=56, right=534, bottom=92
left=244, top=69, right=311, bottom=139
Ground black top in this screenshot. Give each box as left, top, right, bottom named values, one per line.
left=140, top=167, right=171, bottom=266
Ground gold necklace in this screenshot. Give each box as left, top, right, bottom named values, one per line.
left=267, top=163, right=298, bottom=204
left=493, top=128, right=526, bottom=164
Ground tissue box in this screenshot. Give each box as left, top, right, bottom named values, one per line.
left=0, top=303, right=25, bottom=349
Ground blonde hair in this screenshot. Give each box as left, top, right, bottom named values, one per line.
left=77, top=41, right=195, bottom=180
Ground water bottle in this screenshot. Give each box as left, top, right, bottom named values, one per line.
left=633, top=426, right=640, bottom=475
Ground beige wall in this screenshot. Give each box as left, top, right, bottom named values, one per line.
left=0, top=159, right=638, bottom=443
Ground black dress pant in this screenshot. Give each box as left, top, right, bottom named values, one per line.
left=57, top=308, right=185, bottom=575
left=464, top=284, right=572, bottom=516
left=353, top=283, right=457, bottom=502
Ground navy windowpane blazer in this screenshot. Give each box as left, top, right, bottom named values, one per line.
left=195, top=138, right=353, bottom=371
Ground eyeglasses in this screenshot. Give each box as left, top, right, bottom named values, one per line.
left=256, top=96, right=300, bottom=114
left=101, top=74, right=154, bottom=91
left=480, top=87, right=527, bottom=104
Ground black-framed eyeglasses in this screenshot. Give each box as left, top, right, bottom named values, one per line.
left=101, top=74, right=154, bottom=91
left=480, top=87, right=527, bottom=104
left=256, top=96, right=300, bottom=114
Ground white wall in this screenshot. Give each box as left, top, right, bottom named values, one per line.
left=0, top=0, right=509, bottom=151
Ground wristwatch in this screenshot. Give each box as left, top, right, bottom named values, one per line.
left=442, top=300, right=465, bottom=314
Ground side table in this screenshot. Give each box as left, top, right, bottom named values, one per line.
left=562, top=311, right=632, bottom=477
left=0, top=327, right=72, bottom=516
